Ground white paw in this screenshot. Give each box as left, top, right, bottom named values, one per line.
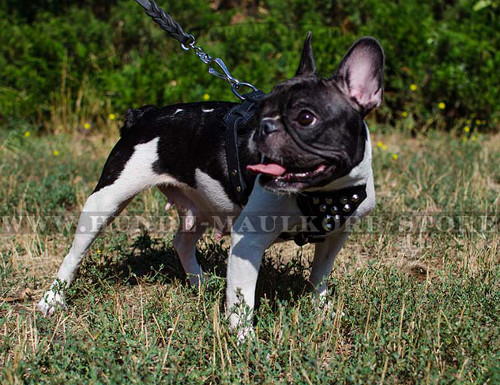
left=312, top=296, right=345, bottom=319
left=37, top=290, right=66, bottom=316
left=228, top=311, right=254, bottom=343
left=236, top=325, right=254, bottom=343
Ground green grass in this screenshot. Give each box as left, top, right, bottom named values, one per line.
left=0, top=126, right=499, bottom=384
left=2, top=0, right=500, bottom=132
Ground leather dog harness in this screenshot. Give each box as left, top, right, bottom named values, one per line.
left=223, top=91, right=265, bottom=205
left=223, top=94, right=367, bottom=246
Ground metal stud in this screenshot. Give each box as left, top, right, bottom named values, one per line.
left=334, top=214, right=341, bottom=221
left=236, top=186, right=242, bottom=192
left=231, top=169, right=238, bottom=176
left=325, top=197, right=333, bottom=205
left=351, top=193, right=360, bottom=203
left=322, top=218, right=334, bottom=232
left=330, top=206, right=338, bottom=214
left=319, top=204, right=327, bottom=213
left=343, top=203, right=351, bottom=213
left=340, top=196, right=348, bottom=204
left=312, top=197, right=320, bottom=205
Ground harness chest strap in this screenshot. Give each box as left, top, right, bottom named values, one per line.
left=294, top=184, right=367, bottom=246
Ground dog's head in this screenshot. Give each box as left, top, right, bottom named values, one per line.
left=247, top=33, right=384, bottom=192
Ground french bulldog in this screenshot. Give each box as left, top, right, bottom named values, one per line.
left=37, top=33, right=384, bottom=338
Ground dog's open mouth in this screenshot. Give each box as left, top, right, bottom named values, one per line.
left=247, top=162, right=328, bottom=182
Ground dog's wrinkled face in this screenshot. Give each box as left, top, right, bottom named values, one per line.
left=247, top=33, right=384, bottom=192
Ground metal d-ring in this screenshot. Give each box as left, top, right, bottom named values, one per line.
left=232, top=82, right=259, bottom=100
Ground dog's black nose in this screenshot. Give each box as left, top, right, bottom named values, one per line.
left=260, top=120, right=278, bottom=135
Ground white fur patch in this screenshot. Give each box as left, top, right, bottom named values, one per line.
left=194, top=169, right=239, bottom=213
left=261, top=115, right=281, bottom=121
left=247, top=131, right=257, bottom=153
left=174, top=109, right=184, bottom=115
left=202, top=108, right=214, bottom=113
left=95, top=138, right=178, bottom=201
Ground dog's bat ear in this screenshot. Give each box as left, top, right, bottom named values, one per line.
left=295, top=31, right=317, bottom=77
left=333, top=37, right=384, bottom=115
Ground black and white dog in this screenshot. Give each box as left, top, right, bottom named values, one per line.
left=38, top=33, right=383, bottom=337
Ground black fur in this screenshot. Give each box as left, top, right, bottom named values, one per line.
left=94, top=101, right=260, bottom=202
left=121, top=105, right=159, bottom=135
left=253, top=34, right=383, bottom=192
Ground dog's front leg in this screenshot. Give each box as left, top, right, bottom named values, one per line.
left=225, top=184, right=297, bottom=339
left=226, top=228, right=279, bottom=339
left=309, top=229, right=350, bottom=298
left=311, top=176, right=375, bottom=304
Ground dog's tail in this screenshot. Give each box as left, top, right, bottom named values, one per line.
left=120, top=105, right=158, bottom=136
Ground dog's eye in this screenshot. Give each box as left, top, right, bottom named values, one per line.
left=297, top=111, right=316, bottom=126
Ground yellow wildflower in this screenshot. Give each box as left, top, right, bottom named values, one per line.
left=409, top=84, right=418, bottom=91
left=377, top=141, right=383, bottom=148
left=382, top=144, right=388, bottom=151
left=392, top=154, right=399, bottom=160
left=203, top=93, right=210, bottom=101
left=24, top=131, right=31, bottom=138
left=53, top=150, right=60, bottom=156
left=471, top=135, right=477, bottom=142
left=109, top=113, right=116, bottom=120
left=83, top=122, right=91, bottom=130
left=402, top=111, right=408, bottom=118
left=438, top=102, right=446, bottom=110
left=464, top=126, right=470, bottom=133
left=475, top=119, right=481, bottom=125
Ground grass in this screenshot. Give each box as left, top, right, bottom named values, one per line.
left=0, top=123, right=499, bottom=384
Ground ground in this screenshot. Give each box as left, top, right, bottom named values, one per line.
left=0, top=125, right=499, bottom=384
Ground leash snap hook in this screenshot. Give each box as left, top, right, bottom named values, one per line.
left=208, top=58, right=237, bottom=83
left=209, top=57, right=259, bottom=100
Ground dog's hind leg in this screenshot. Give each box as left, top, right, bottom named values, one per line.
left=173, top=225, right=205, bottom=287
left=38, top=137, right=176, bottom=315
left=159, top=186, right=205, bottom=287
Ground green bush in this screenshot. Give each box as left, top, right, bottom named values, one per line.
left=0, top=0, right=499, bottom=132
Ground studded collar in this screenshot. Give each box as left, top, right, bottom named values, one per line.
left=293, top=184, right=367, bottom=246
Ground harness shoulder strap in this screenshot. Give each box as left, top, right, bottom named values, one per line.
left=223, top=91, right=265, bottom=205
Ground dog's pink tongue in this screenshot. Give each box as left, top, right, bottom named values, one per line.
left=247, top=163, right=286, bottom=176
